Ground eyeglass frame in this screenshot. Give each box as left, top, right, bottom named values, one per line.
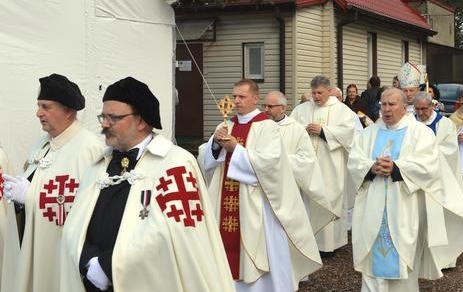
left=97, top=112, right=139, bottom=125
left=261, top=104, right=284, bottom=109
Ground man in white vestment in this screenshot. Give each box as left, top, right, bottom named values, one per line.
left=415, top=91, right=463, bottom=268
left=205, top=79, right=322, bottom=292
left=1, top=74, right=103, bottom=292
left=348, top=88, right=463, bottom=292
left=398, top=62, right=422, bottom=115
left=291, top=76, right=356, bottom=253
left=60, top=77, right=236, bottom=292
left=263, top=91, right=335, bottom=234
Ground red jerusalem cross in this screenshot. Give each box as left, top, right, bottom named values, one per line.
left=39, top=175, right=79, bottom=226
left=155, top=166, right=204, bottom=227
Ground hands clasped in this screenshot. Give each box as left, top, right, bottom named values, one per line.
left=371, top=157, right=393, bottom=177
left=306, top=123, right=322, bottom=136
left=213, top=127, right=238, bottom=153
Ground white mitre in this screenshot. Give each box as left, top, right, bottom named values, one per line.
left=398, top=62, right=422, bottom=89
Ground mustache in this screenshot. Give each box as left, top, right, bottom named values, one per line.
left=101, top=128, right=114, bottom=136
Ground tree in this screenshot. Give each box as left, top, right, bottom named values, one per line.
left=440, top=0, right=463, bottom=48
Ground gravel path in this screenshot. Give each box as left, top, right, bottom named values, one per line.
left=298, top=235, right=463, bottom=292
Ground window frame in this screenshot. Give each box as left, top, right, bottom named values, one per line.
left=242, top=42, right=265, bottom=82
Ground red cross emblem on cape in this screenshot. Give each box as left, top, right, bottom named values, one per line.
left=155, top=166, right=204, bottom=227
left=39, top=174, right=79, bottom=226
left=0, top=169, right=4, bottom=201
left=219, top=112, right=269, bottom=280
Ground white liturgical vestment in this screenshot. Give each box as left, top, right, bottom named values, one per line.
left=348, top=114, right=463, bottom=291
left=291, top=97, right=356, bottom=251
left=205, top=109, right=322, bottom=292
left=276, top=115, right=335, bottom=233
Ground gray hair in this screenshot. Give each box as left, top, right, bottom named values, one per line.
left=267, top=91, right=287, bottom=106
left=414, top=91, right=433, bottom=105
left=381, top=87, right=407, bottom=104
left=310, top=75, right=331, bottom=89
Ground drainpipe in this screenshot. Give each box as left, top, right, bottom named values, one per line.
left=274, top=7, right=285, bottom=94
left=337, top=10, right=358, bottom=91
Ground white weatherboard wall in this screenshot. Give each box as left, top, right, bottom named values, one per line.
left=0, top=0, right=175, bottom=173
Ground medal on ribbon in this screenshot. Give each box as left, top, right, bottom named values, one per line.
left=139, top=190, right=152, bottom=219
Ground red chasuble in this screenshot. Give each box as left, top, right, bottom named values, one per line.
left=219, top=112, right=269, bottom=279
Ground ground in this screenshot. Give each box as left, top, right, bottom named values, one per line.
left=298, top=235, right=463, bottom=292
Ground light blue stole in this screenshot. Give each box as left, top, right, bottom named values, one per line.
left=371, top=127, right=407, bottom=278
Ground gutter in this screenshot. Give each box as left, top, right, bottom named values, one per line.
left=274, top=6, right=286, bottom=94
left=337, top=10, right=359, bottom=91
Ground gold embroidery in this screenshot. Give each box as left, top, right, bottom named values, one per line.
left=224, top=179, right=240, bottom=192
left=222, top=216, right=239, bottom=232
left=223, top=196, right=239, bottom=212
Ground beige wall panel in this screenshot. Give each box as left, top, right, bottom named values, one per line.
left=339, top=17, right=425, bottom=93
left=294, top=6, right=325, bottom=103
left=201, top=12, right=292, bottom=138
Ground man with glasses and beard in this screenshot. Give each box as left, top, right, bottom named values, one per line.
left=60, top=77, right=235, bottom=292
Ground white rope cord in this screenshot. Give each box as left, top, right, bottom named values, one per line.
left=175, top=25, right=220, bottom=107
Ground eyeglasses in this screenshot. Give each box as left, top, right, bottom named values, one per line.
left=261, top=104, right=283, bottom=109
left=97, top=113, right=138, bottom=125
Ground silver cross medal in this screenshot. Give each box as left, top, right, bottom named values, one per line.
left=139, top=207, right=149, bottom=220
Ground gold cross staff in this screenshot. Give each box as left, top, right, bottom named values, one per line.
left=217, top=96, right=235, bottom=141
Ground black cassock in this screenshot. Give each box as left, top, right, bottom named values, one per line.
left=79, top=149, right=139, bottom=292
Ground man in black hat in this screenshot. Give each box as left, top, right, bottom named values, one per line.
left=1, top=74, right=102, bottom=292
left=60, top=77, right=235, bottom=292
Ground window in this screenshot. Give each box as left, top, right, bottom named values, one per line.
left=402, top=40, right=409, bottom=64
left=367, top=32, right=377, bottom=77
left=243, top=43, right=264, bottom=81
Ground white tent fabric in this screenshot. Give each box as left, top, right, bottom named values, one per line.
left=0, top=0, right=175, bottom=173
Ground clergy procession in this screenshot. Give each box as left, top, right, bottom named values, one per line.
left=0, top=61, right=463, bottom=292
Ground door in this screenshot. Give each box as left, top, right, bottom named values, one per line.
left=175, top=43, right=203, bottom=153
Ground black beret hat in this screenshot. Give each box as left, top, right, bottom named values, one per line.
left=103, top=77, right=162, bottom=129
left=38, top=74, right=85, bottom=111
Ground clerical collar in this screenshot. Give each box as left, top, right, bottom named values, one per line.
left=130, top=133, right=153, bottom=160
left=420, top=111, right=437, bottom=125
left=237, top=109, right=260, bottom=124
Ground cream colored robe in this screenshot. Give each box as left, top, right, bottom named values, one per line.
left=60, top=134, right=236, bottom=292
left=1, top=120, right=103, bottom=292
left=290, top=97, right=356, bottom=251
left=419, top=113, right=463, bottom=268
left=277, top=115, right=335, bottom=234
left=348, top=114, right=463, bottom=280
left=0, top=147, right=13, bottom=290
left=206, top=117, right=322, bottom=291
